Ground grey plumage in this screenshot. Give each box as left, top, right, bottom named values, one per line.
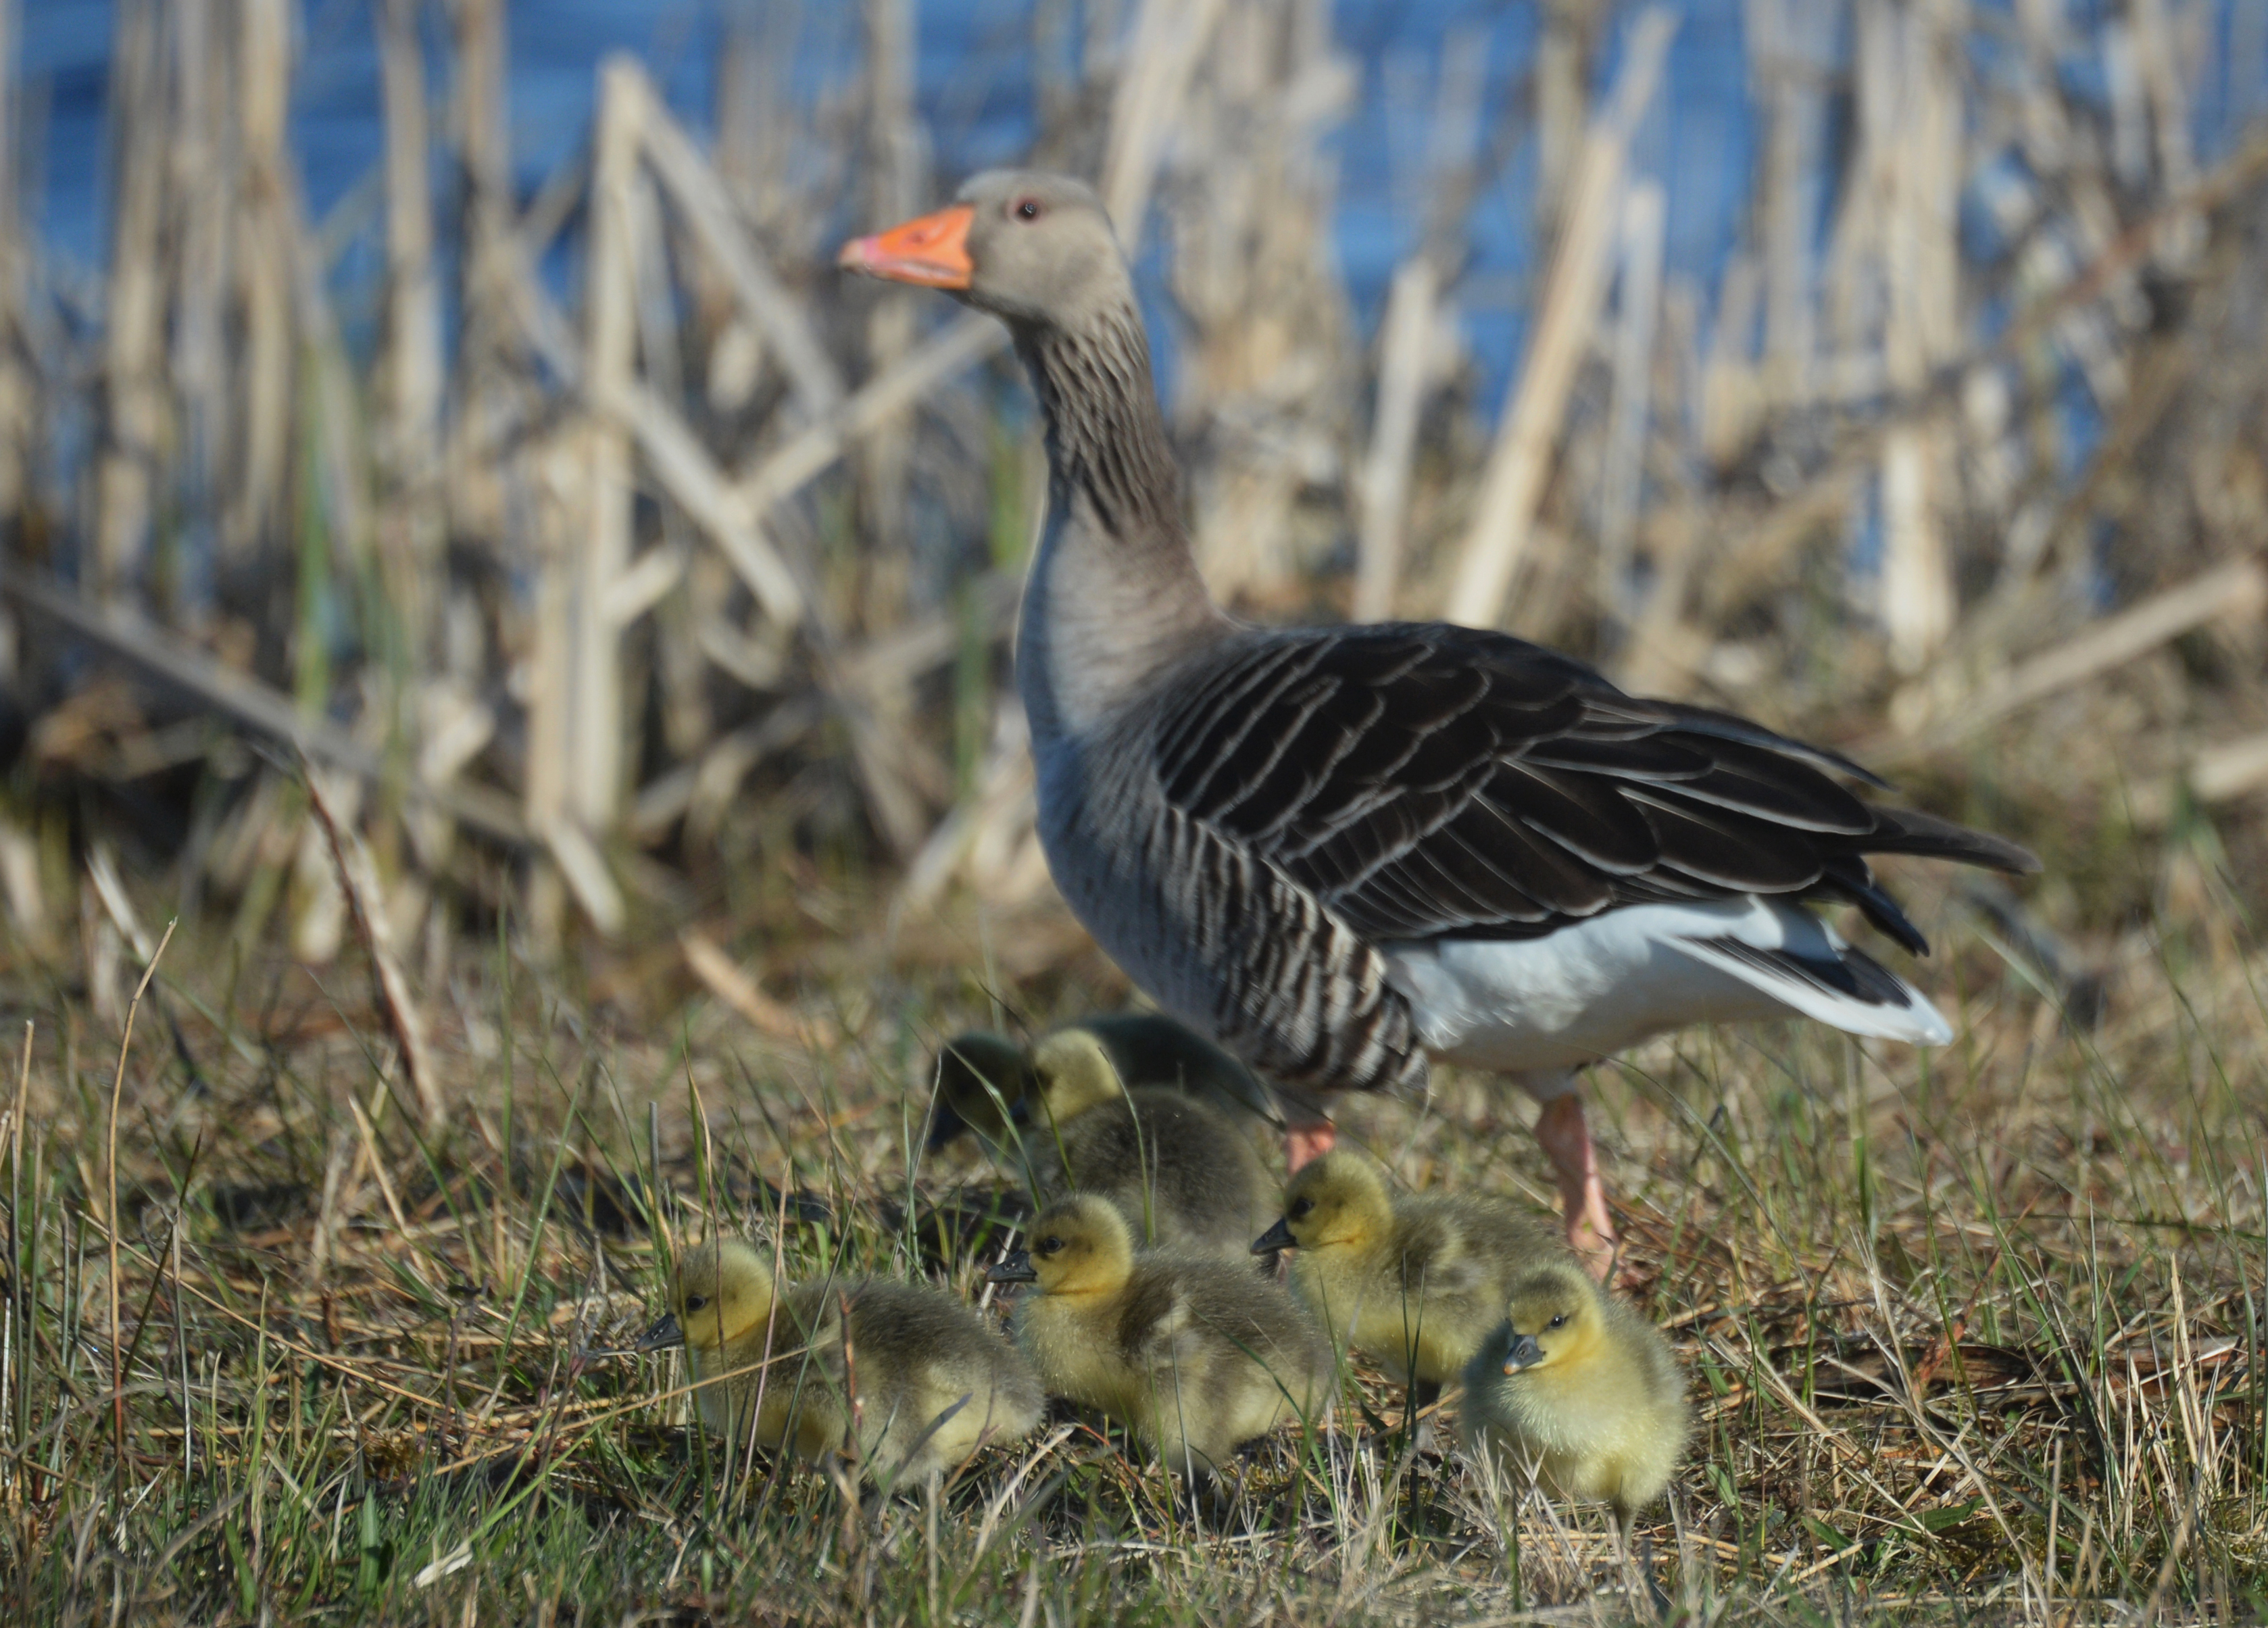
left=844, top=169, right=2039, bottom=1266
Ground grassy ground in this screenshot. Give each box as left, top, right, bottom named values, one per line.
left=0, top=857, right=2262, bottom=1626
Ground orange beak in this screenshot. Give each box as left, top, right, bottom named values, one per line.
left=837, top=203, right=975, bottom=289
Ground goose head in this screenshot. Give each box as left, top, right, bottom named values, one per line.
left=1027, top=1027, right=1129, bottom=1123
left=1252, top=1148, right=1391, bottom=1257
left=929, top=1030, right=1037, bottom=1150
left=839, top=170, right=1132, bottom=332
left=637, top=1237, right=779, bottom=1358
left=1494, top=1259, right=1605, bottom=1375
left=988, top=1193, right=1134, bottom=1298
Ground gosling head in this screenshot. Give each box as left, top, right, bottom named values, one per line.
left=1027, top=1028, right=1129, bottom=1123
left=635, top=1237, right=779, bottom=1358
left=1252, top=1148, right=1391, bottom=1257
left=929, top=1031, right=1035, bottom=1150
left=1495, top=1260, right=1604, bottom=1375
left=987, top=1193, right=1134, bottom=1298
left=838, top=170, right=1134, bottom=333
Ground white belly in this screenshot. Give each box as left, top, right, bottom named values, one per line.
left=1382, top=897, right=1945, bottom=1075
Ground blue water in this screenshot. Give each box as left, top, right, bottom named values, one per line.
left=14, top=1, right=2268, bottom=414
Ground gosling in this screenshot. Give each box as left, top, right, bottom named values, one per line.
left=990, top=1194, right=1333, bottom=1498
left=932, top=1023, right=1275, bottom=1258
left=1461, top=1257, right=1690, bottom=1526
left=1253, top=1149, right=1565, bottom=1427
left=636, top=1237, right=1043, bottom=1486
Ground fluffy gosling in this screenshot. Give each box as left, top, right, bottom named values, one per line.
left=637, top=1237, right=1043, bottom=1485
left=1461, top=1257, right=1690, bottom=1525
left=932, top=1022, right=1274, bottom=1258
left=990, top=1194, right=1333, bottom=1497
left=1254, top=1149, right=1564, bottom=1425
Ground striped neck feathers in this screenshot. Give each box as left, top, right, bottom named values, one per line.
left=1019, top=310, right=1182, bottom=542
left=1012, top=305, right=1227, bottom=739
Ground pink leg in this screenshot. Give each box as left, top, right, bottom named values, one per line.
left=1284, top=1122, right=1337, bottom=1172
left=1533, top=1093, right=1617, bottom=1282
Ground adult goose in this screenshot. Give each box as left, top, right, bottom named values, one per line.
left=841, top=171, right=2038, bottom=1275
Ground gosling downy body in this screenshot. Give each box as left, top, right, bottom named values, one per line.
left=1255, top=1149, right=1564, bottom=1419
left=991, top=1194, right=1333, bottom=1490
left=638, top=1238, right=1043, bottom=1485
left=1462, top=1258, right=1690, bottom=1524
left=933, top=1022, right=1274, bottom=1258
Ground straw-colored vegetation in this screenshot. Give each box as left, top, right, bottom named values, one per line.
left=0, top=0, right=2263, bottom=1621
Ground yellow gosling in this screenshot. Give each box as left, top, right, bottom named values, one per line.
left=1022, top=1027, right=1273, bottom=1256
left=989, top=1195, right=1333, bottom=1496
left=1460, top=1258, right=1691, bottom=1525
left=1256, top=1149, right=1564, bottom=1403
left=930, top=1024, right=1273, bottom=1258
left=637, top=1238, right=1043, bottom=1486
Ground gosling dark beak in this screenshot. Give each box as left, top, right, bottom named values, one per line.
left=1251, top=1218, right=1296, bottom=1256
left=987, top=1250, right=1037, bottom=1285
left=1501, top=1333, right=1544, bottom=1374
left=635, top=1312, right=685, bottom=1353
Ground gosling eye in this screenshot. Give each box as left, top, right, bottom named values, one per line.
left=1289, top=1198, right=1315, bottom=1220
left=1037, top=1235, right=1064, bottom=1256
left=1547, top=1312, right=1568, bottom=1330
left=683, top=1295, right=708, bottom=1313
left=1013, top=197, right=1044, bottom=222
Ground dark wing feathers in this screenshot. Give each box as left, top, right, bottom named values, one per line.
left=1154, top=626, right=2035, bottom=950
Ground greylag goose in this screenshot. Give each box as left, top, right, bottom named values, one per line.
left=841, top=171, right=2038, bottom=1277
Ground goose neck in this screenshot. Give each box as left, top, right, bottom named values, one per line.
left=1013, top=307, right=1227, bottom=742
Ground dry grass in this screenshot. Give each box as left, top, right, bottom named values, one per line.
left=0, top=835, right=2259, bottom=1626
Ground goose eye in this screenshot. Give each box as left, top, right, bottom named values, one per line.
left=684, top=1295, right=708, bottom=1312
left=1289, top=1198, right=1314, bottom=1220
left=1014, top=198, right=1043, bottom=222
left=1037, top=1236, right=1064, bottom=1255
left=1547, top=1313, right=1567, bottom=1329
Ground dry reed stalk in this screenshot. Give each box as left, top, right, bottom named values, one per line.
left=95, top=0, right=169, bottom=601
left=303, top=761, right=443, bottom=1131
left=1747, top=0, right=1829, bottom=407
left=378, top=0, right=447, bottom=678
left=1352, top=258, right=1438, bottom=622
left=1594, top=178, right=1665, bottom=638
left=1354, top=34, right=1483, bottom=621
left=170, top=0, right=230, bottom=558
left=228, top=0, right=295, bottom=562
left=593, top=374, right=805, bottom=628
left=106, top=915, right=175, bottom=1477
left=1102, top=0, right=1230, bottom=249
left=445, top=0, right=516, bottom=551
left=1876, top=0, right=1961, bottom=673
left=730, top=316, right=1006, bottom=514
left=1532, top=0, right=1599, bottom=243
left=858, top=0, right=927, bottom=614
left=1444, top=7, right=1677, bottom=628
left=575, top=56, right=642, bottom=854
left=0, top=0, right=26, bottom=528
left=634, top=74, right=843, bottom=416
